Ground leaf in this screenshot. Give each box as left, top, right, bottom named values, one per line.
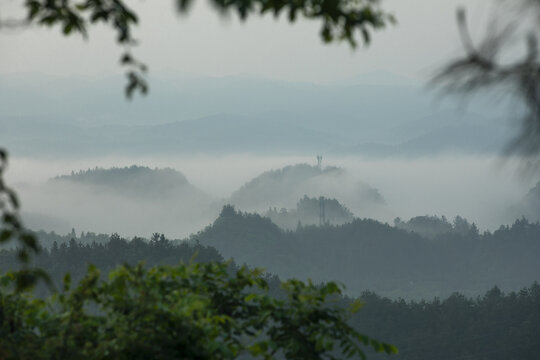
left=383, top=343, right=399, bottom=354
left=64, top=273, right=72, bottom=292
left=0, top=229, right=12, bottom=243
left=349, top=298, right=364, bottom=313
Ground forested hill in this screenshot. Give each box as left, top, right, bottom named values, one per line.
left=33, top=165, right=218, bottom=238
left=192, top=206, right=540, bottom=299
left=228, top=164, right=389, bottom=220
left=265, top=195, right=355, bottom=230
left=53, top=165, right=208, bottom=200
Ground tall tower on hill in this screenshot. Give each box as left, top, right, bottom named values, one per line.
left=317, top=155, right=323, bottom=169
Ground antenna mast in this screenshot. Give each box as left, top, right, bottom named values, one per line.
left=317, top=155, right=323, bottom=169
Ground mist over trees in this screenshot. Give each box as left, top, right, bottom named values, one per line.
left=2, top=228, right=538, bottom=360
left=192, top=206, right=540, bottom=299
left=21, top=165, right=218, bottom=237
left=53, top=166, right=205, bottom=199
left=266, top=195, right=355, bottom=230
left=393, top=215, right=478, bottom=240
left=229, top=164, right=388, bottom=219
left=2, top=0, right=540, bottom=357
left=18, top=163, right=392, bottom=237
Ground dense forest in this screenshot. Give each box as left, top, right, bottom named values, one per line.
left=354, top=284, right=540, bottom=360
left=1, top=232, right=538, bottom=359
left=0, top=233, right=225, bottom=294
left=193, top=206, right=540, bottom=299
left=13, top=205, right=540, bottom=299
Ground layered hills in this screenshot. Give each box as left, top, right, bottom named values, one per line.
left=193, top=206, right=540, bottom=299
left=21, top=163, right=389, bottom=237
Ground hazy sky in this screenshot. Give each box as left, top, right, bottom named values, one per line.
left=3, top=0, right=536, bottom=236
left=0, top=0, right=494, bottom=82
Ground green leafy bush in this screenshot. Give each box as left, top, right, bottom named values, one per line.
left=0, top=262, right=397, bottom=359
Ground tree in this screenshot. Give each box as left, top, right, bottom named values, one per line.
left=433, top=0, right=540, bottom=165
left=0, top=0, right=394, bottom=268
left=0, top=3, right=399, bottom=357
left=0, top=262, right=398, bottom=359
left=0, top=0, right=394, bottom=292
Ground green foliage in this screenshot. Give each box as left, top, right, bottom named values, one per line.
left=0, top=261, right=397, bottom=359
left=20, top=0, right=393, bottom=97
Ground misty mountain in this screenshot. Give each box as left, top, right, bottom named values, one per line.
left=21, top=166, right=218, bottom=238
left=0, top=112, right=513, bottom=158
left=228, top=163, right=389, bottom=219
left=194, top=206, right=540, bottom=299
left=52, top=166, right=208, bottom=200
left=17, top=162, right=391, bottom=237
left=346, top=115, right=514, bottom=156
left=265, top=195, right=355, bottom=230
left=0, top=114, right=351, bottom=156
left=127, top=114, right=350, bottom=154
left=0, top=73, right=515, bottom=158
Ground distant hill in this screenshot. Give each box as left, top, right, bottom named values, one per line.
left=18, top=163, right=393, bottom=237
left=0, top=73, right=514, bottom=158
left=265, top=195, right=355, bottom=230
left=0, top=114, right=352, bottom=156
left=53, top=166, right=206, bottom=200
left=24, top=166, right=219, bottom=238
left=228, top=164, right=389, bottom=220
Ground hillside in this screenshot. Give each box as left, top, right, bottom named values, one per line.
left=265, top=195, right=355, bottom=230
left=2, top=229, right=538, bottom=360
left=23, top=166, right=218, bottom=238
left=193, top=207, right=540, bottom=299
left=228, top=164, right=389, bottom=220
left=53, top=166, right=206, bottom=200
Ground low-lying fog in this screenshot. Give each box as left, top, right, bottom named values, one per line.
left=6, top=154, right=538, bottom=239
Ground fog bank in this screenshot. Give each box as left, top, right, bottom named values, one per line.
left=6, top=154, right=538, bottom=237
